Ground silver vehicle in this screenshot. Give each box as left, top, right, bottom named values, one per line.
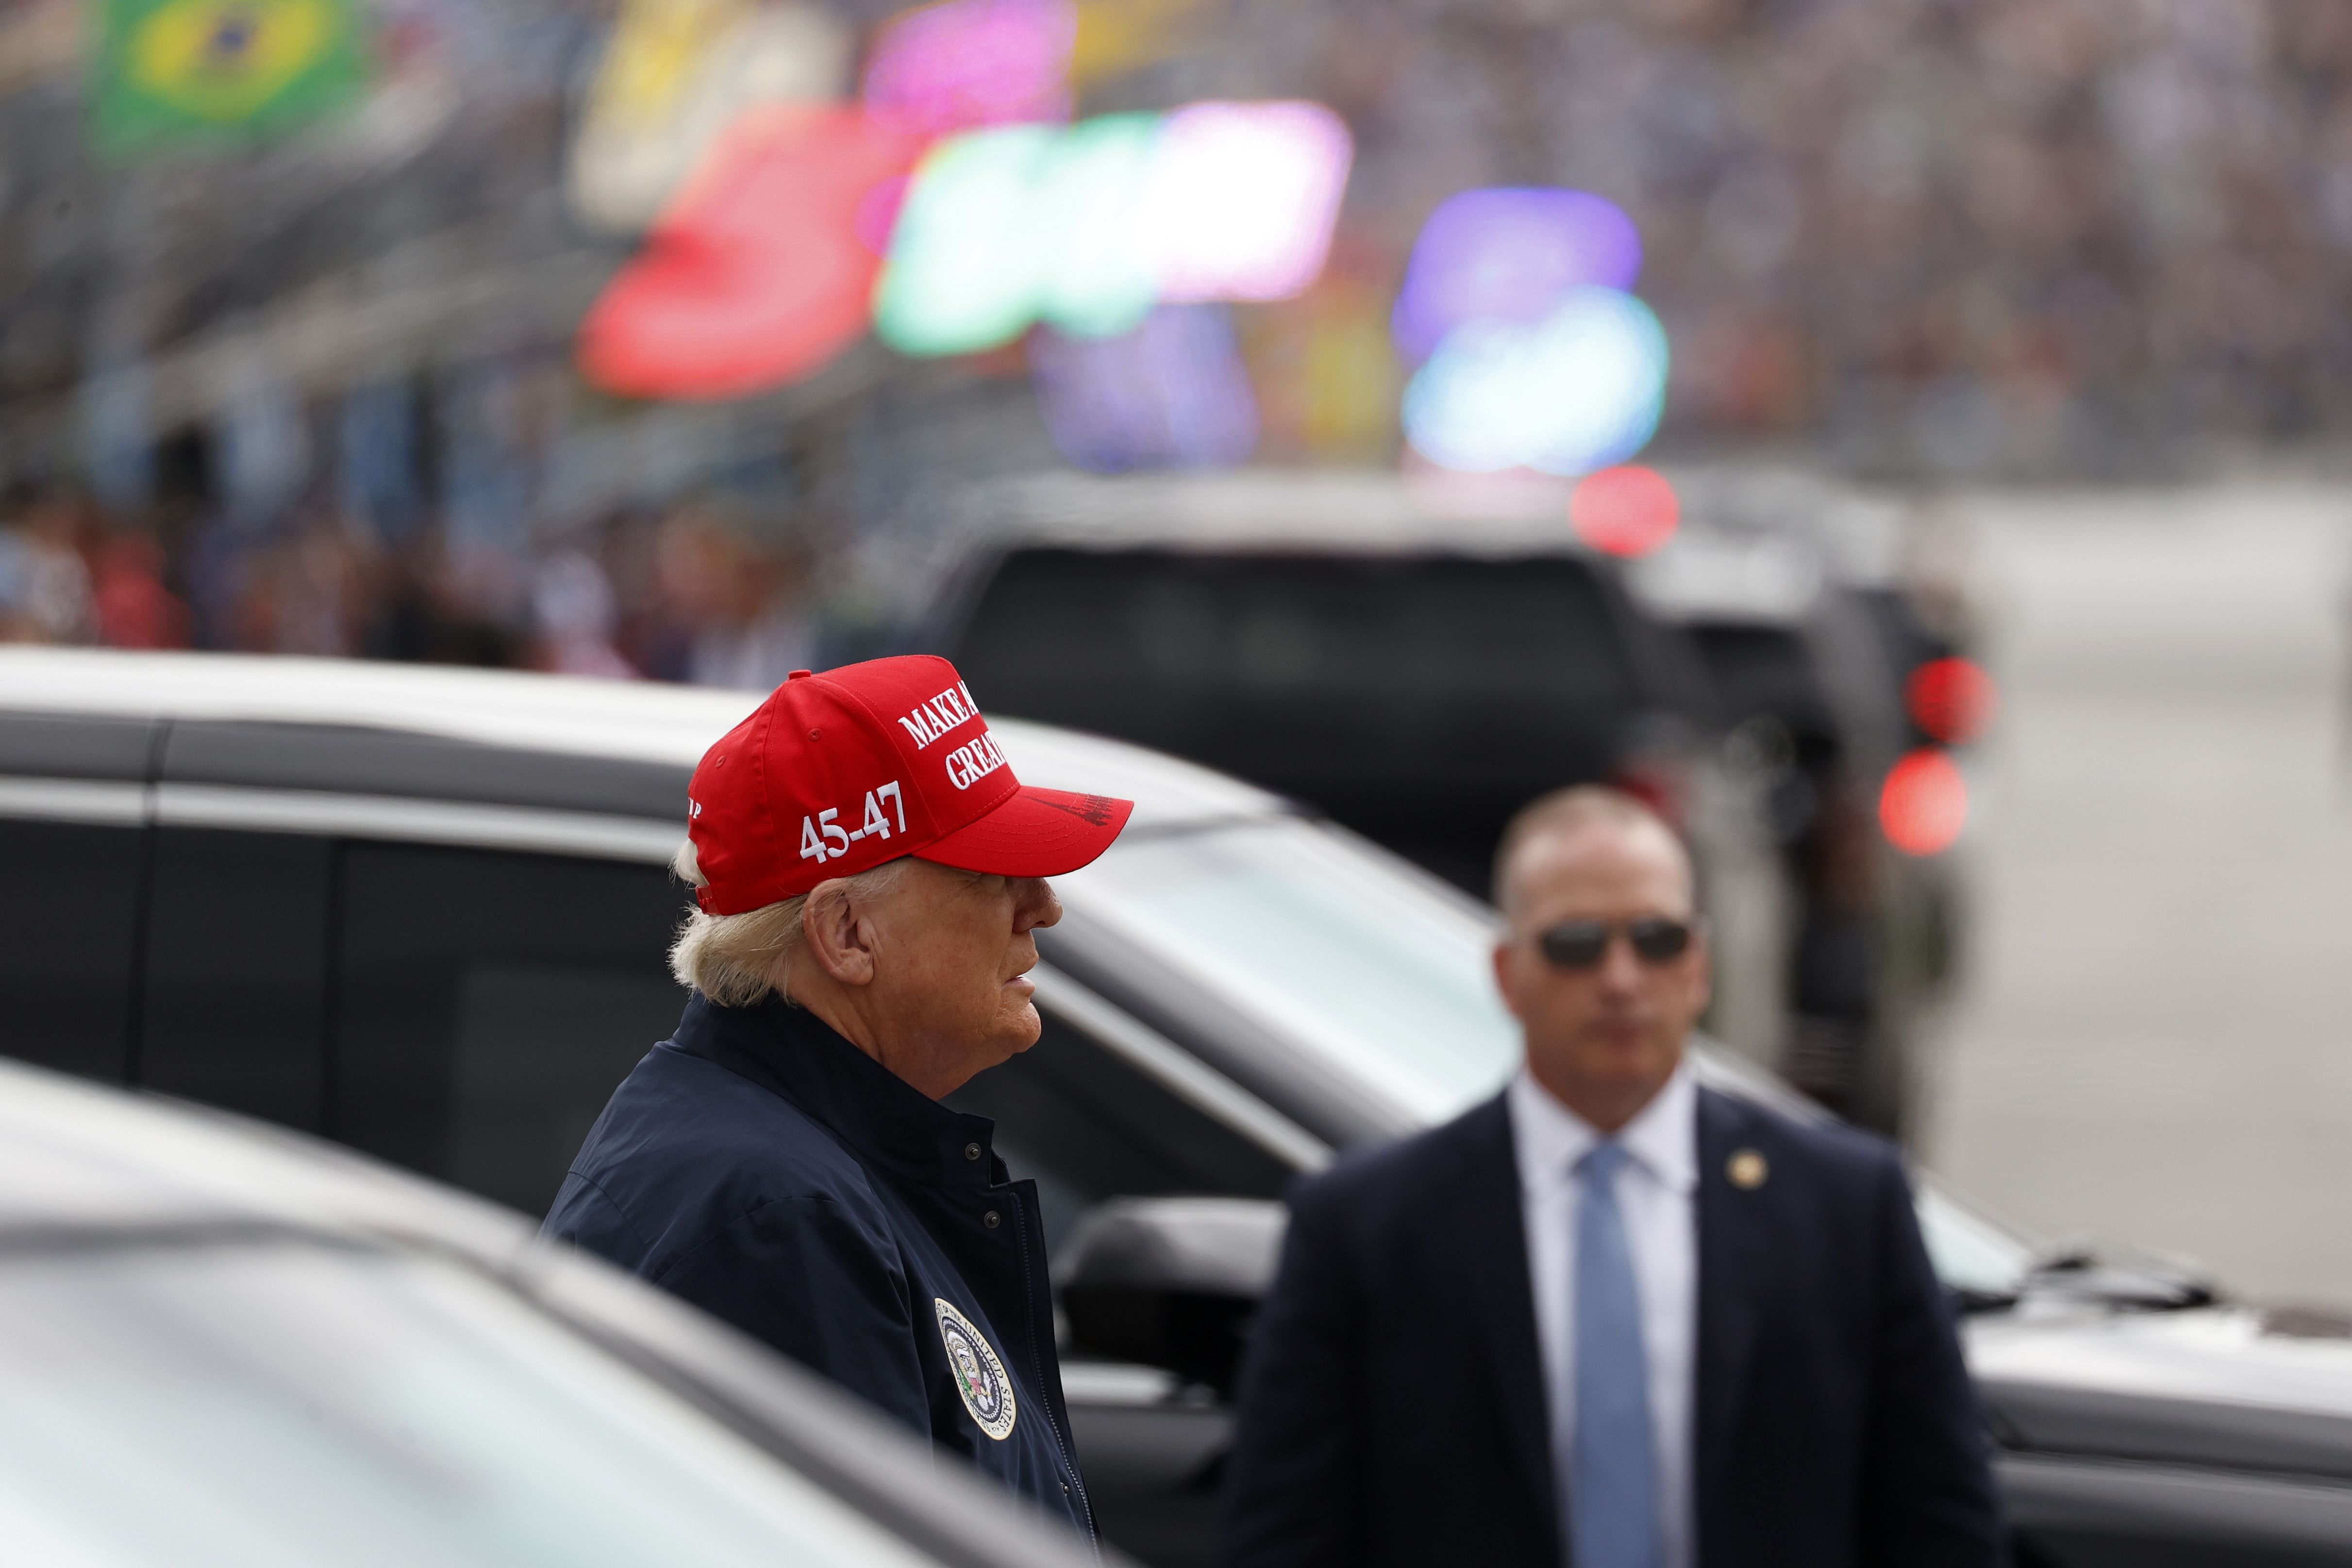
left=0, top=1043, right=1117, bottom=1567
left=0, top=651, right=2346, bottom=1568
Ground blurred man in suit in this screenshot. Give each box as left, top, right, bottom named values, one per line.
left=1224, top=786, right=2001, bottom=1568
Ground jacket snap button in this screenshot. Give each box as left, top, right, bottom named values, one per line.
left=983, top=1210, right=1002, bottom=1229
left=964, top=1142, right=983, bottom=1161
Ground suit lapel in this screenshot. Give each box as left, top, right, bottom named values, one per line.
left=1693, top=1088, right=1769, bottom=1567
left=1447, top=1094, right=1561, bottom=1545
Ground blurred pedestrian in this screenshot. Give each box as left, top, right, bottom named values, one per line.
left=92, top=533, right=191, bottom=650
left=1224, top=786, right=2000, bottom=1567
left=544, top=656, right=1134, bottom=1536
left=653, top=499, right=819, bottom=689
left=529, top=550, right=637, bottom=679
left=0, top=484, right=97, bottom=644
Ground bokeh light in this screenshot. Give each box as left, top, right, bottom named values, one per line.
left=1880, top=748, right=1968, bottom=856
left=862, top=0, right=1077, bottom=139
left=1571, top=465, right=1679, bottom=557
left=1032, top=112, right=1163, bottom=337
left=1391, top=187, right=1643, bottom=364
left=1906, top=656, right=1997, bottom=744
left=1031, top=304, right=1260, bottom=472
left=578, top=109, right=917, bottom=399
left=877, top=102, right=1355, bottom=357
left=1142, top=101, right=1353, bottom=302
left=567, top=0, right=850, bottom=233
left=1401, top=285, right=1668, bottom=475
left=873, top=123, right=1063, bottom=357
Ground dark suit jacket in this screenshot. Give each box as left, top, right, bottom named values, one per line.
left=1223, top=1084, right=2002, bottom=1568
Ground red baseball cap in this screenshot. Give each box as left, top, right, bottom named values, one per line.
left=685, top=655, right=1134, bottom=915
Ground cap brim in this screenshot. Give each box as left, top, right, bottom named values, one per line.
left=916, top=785, right=1134, bottom=879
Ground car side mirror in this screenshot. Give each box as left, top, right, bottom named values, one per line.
left=1056, top=1197, right=1285, bottom=1400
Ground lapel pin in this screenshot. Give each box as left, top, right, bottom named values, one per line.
left=1727, top=1149, right=1768, bottom=1190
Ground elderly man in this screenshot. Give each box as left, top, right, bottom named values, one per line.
left=1224, top=786, right=2000, bottom=1568
left=545, top=656, right=1131, bottom=1536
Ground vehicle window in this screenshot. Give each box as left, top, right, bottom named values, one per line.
left=1916, top=1188, right=2034, bottom=1301
left=0, top=1242, right=943, bottom=1568
left=1056, top=817, right=1523, bottom=1118
left=140, top=829, right=334, bottom=1131
left=1688, top=621, right=1835, bottom=736
left=334, top=845, right=688, bottom=1218
left=956, top=550, right=1636, bottom=783
left=947, top=1008, right=1294, bottom=1251
left=0, top=819, right=144, bottom=1082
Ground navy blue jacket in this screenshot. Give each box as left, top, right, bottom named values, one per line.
left=1224, top=1086, right=2001, bottom=1568
left=543, top=994, right=1093, bottom=1541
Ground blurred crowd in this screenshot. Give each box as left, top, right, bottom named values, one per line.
left=1249, top=0, right=2352, bottom=477
left=0, top=477, right=826, bottom=686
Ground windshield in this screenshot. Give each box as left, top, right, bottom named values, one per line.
left=957, top=551, right=1643, bottom=808
left=1058, top=817, right=1526, bottom=1114
left=1060, top=815, right=2035, bottom=1299
left=0, top=1241, right=942, bottom=1568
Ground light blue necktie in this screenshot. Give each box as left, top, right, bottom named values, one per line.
left=1573, top=1141, right=1662, bottom=1568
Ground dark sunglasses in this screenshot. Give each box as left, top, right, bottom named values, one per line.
left=1535, top=917, right=1695, bottom=970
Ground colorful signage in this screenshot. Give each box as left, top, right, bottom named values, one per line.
left=1394, top=187, right=1667, bottom=477
left=875, top=100, right=1352, bottom=357
left=577, top=109, right=919, bottom=400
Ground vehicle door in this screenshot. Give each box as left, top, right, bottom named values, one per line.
left=139, top=719, right=692, bottom=1214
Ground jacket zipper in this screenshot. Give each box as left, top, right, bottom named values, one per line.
left=1009, top=1189, right=1099, bottom=1550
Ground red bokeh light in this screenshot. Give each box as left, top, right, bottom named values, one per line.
left=577, top=108, right=918, bottom=401
left=1570, top=465, right=1679, bottom=558
left=1879, top=748, right=1967, bottom=856
left=1905, top=656, right=1997, bottom=744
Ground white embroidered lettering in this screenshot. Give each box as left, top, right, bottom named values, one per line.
left=944, top=733, right=1006, bottom=790
left=898, top=685, right=980, bottom=750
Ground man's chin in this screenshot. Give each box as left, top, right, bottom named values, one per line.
left=994, top=1001, right=1044, bottom=1056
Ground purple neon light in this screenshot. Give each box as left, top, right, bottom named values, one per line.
left=1031, top=304, right=1260, bottom=473
left=1390, top=187, right=1642, bottom=364
left=862, top=0, right=1077, bottom=140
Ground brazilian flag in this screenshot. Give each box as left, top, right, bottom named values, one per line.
left=95, top=0, right=367, bottom=156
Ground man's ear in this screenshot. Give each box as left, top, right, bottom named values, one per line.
left=801, top=880, right=880, bottom=988
left=1493, top=940, right=1526, bottom=1021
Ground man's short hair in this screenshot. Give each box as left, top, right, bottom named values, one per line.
left=668, top=839, right=909, bottom=1006
left=1491, top=784, right=1695, bottom=918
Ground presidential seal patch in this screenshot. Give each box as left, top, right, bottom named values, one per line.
left=935, top=1298, right=1017, bottom=1441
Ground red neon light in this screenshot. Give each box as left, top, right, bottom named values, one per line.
left=578, top=108, right=919, bottom=401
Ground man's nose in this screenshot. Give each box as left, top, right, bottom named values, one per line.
left=1596, top=931, right=1646, bottom=992
left=1013, top=877, right=1062, bottom=933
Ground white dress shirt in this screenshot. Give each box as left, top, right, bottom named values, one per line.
left=1508, top=1062, right=1698, bottom=1568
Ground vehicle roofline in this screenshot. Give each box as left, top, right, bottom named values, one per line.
left=0, top=649, right=1280, bottom=825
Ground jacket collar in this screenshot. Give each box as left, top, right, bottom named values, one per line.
left=1444, top=1093, right=1561, bottom=1545
left=668, top=992, right=1005, bottom=1189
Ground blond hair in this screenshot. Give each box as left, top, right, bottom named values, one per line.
left=668, top=839, right=910, bottom=1006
